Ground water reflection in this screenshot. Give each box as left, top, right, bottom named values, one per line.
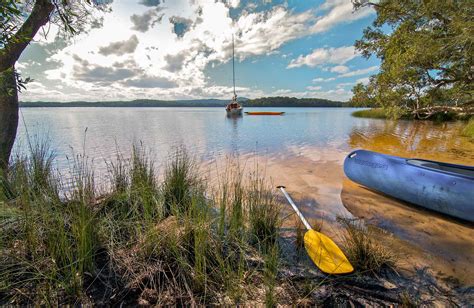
left=342, top=120, right=474, bottom=284
left=226, top=114, right=243, bottom=154
left=348, top=119, right=474, bottom=164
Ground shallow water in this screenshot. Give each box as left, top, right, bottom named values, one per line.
left=16, top=107, right=474, bottom=284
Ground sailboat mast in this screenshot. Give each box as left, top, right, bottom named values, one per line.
left=232, top=34, right=236, bottom=97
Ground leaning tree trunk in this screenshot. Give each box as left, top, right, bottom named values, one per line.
left=0, top=68, right=18, bottom=173
left=0, top=0, right=55, bottom=174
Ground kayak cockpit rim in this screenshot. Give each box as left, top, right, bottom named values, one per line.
left=406, top=159, right=474, bottom=179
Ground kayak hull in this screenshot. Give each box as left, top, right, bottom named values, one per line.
left=343, top=150, right=474, bottom=222
left=245, top=112, right=285, bottom=115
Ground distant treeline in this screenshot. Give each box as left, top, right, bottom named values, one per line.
left=20, top=99, right=231, bottom=107
left=20, top=97, right=347, bottom=108
left=246, top=97, right=346, bottom=107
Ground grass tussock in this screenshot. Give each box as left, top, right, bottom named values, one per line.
left=0, top=141, right=282, bottom=305
left=461, top=118, right=474, bottom=140
left=338, top=218, right=397, bottom=276
left=351, top=108, right=387, bottom=119
left=399, top=291, right=419, bottom=307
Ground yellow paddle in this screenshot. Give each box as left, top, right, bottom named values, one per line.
left=277, top=186, right=354, bottom=275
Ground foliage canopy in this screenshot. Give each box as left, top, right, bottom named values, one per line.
left=350, top=0, right=473, bottom=118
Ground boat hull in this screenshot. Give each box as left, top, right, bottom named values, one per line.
left=343, top=150, right=474, bottom=222
left=226, top=108, right=243, bottom=116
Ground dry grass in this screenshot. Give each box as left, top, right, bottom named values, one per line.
left=338, top=218, right=397, bottom=276
left=399, top=290, right=419, bottom=307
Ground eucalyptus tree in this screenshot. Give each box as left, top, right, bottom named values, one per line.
left=351, top=0, right=473, bottom=119
left=0, top=0, right=109, bottom=172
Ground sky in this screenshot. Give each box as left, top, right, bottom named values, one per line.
left=17, top=0, right=380, bottom=102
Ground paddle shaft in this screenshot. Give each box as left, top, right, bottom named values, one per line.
left=277, top=186, right=311, bottom=230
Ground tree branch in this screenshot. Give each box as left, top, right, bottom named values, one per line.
left=0, top=0, right=55, bottom=72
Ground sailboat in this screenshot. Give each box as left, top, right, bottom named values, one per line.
left=226, top=35, right=243, bottom=116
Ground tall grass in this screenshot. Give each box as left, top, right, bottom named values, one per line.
left=162, top=148, right=197, bottom=217
left=461, top=117, right=474, bottom=140
left=1, top=140, right=283, bottom=305
left=0, top=141, right=100, bottom=303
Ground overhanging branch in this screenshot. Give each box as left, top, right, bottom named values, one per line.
left=0, top=0, right=55, bottom=72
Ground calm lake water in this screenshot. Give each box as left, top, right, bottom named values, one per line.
left=15, top=106, right=474, bottom=284
left=17, top=107, right=361, bottom=162
left=16, top=107, right=474, bottom=169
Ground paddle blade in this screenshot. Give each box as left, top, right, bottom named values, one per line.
left=304, top=229, right=354, bottom=274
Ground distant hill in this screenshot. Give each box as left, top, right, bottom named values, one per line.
left=20, top=97, right=347, bottom=108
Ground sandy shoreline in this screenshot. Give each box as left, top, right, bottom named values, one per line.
left=201, top=144, right=474, bottom=287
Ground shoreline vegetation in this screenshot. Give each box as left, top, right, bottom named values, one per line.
left=351, top=108, right=388, bottom=119
left=352, top=109, right=474, bottom=138
left=19, top=97, right=347, bottom=108
left=1, top=140, right=470, bottom=306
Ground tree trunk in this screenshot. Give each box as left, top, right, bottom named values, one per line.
left=0, top=68, right=19, bottom=173
left=0, top=0, right=55, bottom=173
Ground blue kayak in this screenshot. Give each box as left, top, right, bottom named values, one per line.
left=343, top=149, right=474, bottom=222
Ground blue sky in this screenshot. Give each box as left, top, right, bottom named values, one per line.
left=18, top=0, right=379, bottom=102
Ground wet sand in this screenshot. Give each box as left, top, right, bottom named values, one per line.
left=342, top=179, right=474, bottom=285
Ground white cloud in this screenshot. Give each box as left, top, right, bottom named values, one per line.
left=336, top=82, right=354, bottom=88
left=312, top=77, right=336, bottom=83
left=20, top=0, right=374, bottom=101
left=229, top=0, right=240, bottom=8
left=311, top=0, right=373, bottom=33
left=287, top=46, right=358, bottom=69
left=235, top=7, right=315, bottom=58
left=356, top=77, right=370, bottom=85
left=330, top=65, right=349, bottom=74
left=311, top=88, right=352, bottom=100
left=273, top=89, right=293, bottom=95
left=338, top=65, right=378, bottom=77
left=306, top=85, right=322, bottom=91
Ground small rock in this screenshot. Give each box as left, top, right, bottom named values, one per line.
left=381, top=279, right=397, bottom=290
